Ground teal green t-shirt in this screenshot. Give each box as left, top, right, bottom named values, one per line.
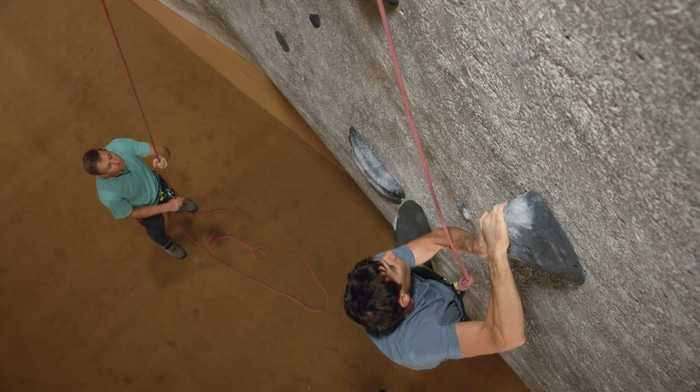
left=96, top=138, right=159, bottom=219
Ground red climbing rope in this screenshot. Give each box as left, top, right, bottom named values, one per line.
left=184, top=209, right=329, bottom=313
left=375, top=0, right=473, bottom=289
left=99, top=0, right=327, bottom=312
left=100, top=0, right=161, bottom=159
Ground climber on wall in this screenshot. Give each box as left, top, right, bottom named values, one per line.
left=343, top=201, right=525, bottom=369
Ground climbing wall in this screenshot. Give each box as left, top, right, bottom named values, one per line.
left=159, top=1, right=699, bottom=391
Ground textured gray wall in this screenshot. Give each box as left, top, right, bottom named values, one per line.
left=160, top=1, right=699, bottom=391
left=158, top=0, right=254, bottom=62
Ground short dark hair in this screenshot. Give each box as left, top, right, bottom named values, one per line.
left=343, top=258, right=406, bottom=337
left=82, top=148, right=105, bottom=175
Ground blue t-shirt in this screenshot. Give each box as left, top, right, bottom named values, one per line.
left=370, top=245, right=464, bottom=370
left=96, top=138, right=159, bottom=219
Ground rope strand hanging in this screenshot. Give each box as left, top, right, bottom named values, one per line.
left=99, top=0, right=161, bottom=160
left=98, top=0, right=327, bottom=312
left=375, top=0, right=474, bottom=290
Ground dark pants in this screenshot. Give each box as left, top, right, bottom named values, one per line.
left=138, top=175, right=176, bottom=249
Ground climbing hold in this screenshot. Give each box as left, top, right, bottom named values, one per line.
left=506, top=192, right=584, bottom=283
left=349, top=127, right=405, bottom=204
left=309, top=14, right=321, bottom=28
left=461, top=191, right=585, bottom=283
left=457, top=203, right=478, bottom=234
left=275, top=31, right=290, bottom=52
left=394, top=200, right=432, bottom=246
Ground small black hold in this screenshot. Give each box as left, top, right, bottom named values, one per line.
left=386, top=0, right=399, bottom=6
left=635, top=51, right=645, bottom=61
left=564, top=34, right=571, bottom=40
left=275, top=31, right=289, bottom=52
left=309, top=13, right=321, bottom=28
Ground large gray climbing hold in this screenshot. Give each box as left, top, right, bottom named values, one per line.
left=349, top=127, right=405, bottom=204
left=505, top=191, right=585, bottom=283
left=460, top=191, right=584, bottom=283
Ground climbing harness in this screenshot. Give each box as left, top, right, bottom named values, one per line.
left=99, top=0, right=328, bottom=312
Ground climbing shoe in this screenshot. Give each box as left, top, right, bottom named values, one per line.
left=177, top=198, right=199, bottom=213
left=164, top=242, right=187, bottom=260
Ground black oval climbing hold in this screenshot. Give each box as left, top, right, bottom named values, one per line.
left=275, top=31, right=289, bottom=52
left=349, top=127, right=405, bottom=204
left=309, top=14, right=321, bottom=28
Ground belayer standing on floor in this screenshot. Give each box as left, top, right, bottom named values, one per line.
left=82, top=138, right=198, bottom=259
left=344, top=201, right=525, bottom=370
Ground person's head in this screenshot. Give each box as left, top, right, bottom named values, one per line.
left=82, top=148, right=124, bottom=178
left=343, top=257, right=413, bottom=337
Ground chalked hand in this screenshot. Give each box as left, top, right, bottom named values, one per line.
left=480, top=203, right=509, bottom=258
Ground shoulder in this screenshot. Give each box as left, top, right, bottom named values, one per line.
left=96, top=178, right=120, bottom=198
left=392, top=244, right=416, bottom=267
left=372, top=317, right=455, bottom=370
left=106, top=138, right=151, bottom=157
left=373, top=244, right=416, bottom=267
left=105, top=138, right=133, bottom=151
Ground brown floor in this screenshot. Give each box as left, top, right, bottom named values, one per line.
left=0, top=1, right=527, bottom=391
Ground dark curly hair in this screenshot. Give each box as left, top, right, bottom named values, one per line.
left=343, top=257, right=406, bottom=337
left=82, top=148, right=106, bottom=175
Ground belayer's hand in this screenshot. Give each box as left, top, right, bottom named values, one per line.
left=152, top=156, right=168, bottom=170
left=166, top=196, right=185, bottom=212
left=479, top=202, right=509, bottom=258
